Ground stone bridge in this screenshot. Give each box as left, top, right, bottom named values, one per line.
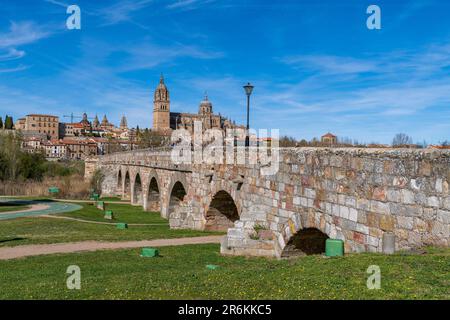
left=85, top=147, right=450, bottom=258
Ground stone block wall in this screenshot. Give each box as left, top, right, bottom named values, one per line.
left=88, top=147, right=450, bottom=258
left=222, top=148, right=450, bottom=257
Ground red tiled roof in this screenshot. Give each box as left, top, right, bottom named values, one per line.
left=322, top=133, right=336, bottom=138
left=26, top=114, right=58, bottom=118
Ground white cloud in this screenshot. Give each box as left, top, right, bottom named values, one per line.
left=97, top=0, right=153, bottom=26
left=0, top=48, right=26, bottom=62
left=43, top=0, right=69, bottom=8
left=281, top=55, right=378, bottom=74
left=166, top=0, right=217, bottom=10
left=0, top=65, right=29, bottom=73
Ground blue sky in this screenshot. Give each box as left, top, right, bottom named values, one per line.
left=0, top=0, right=450, bottom=144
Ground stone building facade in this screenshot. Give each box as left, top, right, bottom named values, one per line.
left=15, top=114, right=59, bottom=140
left=152, top=75, right=243, bottom=134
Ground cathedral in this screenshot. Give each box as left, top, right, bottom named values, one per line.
left=152, top=75, right=243, bottom=134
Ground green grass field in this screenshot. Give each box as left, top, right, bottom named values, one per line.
left=0, top=244, right=448, bottom=299
left=0, top=204, right=30, bottom=213
left=99, top=196, right=127, bottom=202
left=0, top=199, right=448, bottom=300
left=0, top=202, right=221, bottom=247
left=56, top=202, right=168, bottom=224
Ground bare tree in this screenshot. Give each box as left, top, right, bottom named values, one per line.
left=392, top=133, right=413, bottom=147
left=279, top=135, right=298, bottom=147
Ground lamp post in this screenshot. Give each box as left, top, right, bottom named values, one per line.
left=243, top=82, right=254, bottom=147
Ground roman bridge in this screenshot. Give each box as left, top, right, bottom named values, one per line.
left=85, top=147, right=450, bottom=258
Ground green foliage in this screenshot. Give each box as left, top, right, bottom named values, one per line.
left=0, top=152, right=8, bottom=180
left=137, top=129, right=170, bottom=148
left=0, top=116, right=3, bottom=129
left=90, top=169, right=105, bottom=195
left=0, top=131, right=22, bottom=180
left=42, top=160, right=84, bottom=177
left=18, top=152, right=46, bottom=180
left=4, top=115, right=13, bottom=130
left=0, top=132, right=83, bottom=182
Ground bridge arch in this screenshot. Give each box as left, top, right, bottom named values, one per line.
left=167, top=181, right=187, bottom=218
left=123, top=170, right=131, bottom=200
left=205, top=190, right=239, bottom=232
left=145, top=175, right=161, bottom=212
left=281, top=228, right=329, bottom=257
left=276, top=209, right=336, bottom=257
left=132, top=172, right=143, bottom=205
left=117, top=170, right=123, bottom=196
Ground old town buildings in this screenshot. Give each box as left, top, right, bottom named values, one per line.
left=15, top=112, right=135, bottom=160
left=152, top=75, right=244, bottom=134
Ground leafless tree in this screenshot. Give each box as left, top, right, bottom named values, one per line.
left=392, top=133, right=413, bottom=147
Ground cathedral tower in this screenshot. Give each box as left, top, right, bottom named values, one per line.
left=153, top=74, right=170, bottom=131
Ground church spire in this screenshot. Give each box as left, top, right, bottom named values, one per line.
left=120, top=115, right=128, bottom=130
left=160, top=73, right=164, bottom=84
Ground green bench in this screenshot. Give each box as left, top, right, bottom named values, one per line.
left=48, top=187, right=60, bottom=195
left=325, top=239, right=344, bottom=257
left=206, top=264, right=220, bottom=270
left=141, top=248, right=159, bottom=257
left=97, top=201, right=105, bottom=211
left=104, top=210, right=113, bottom=220
left=116, top=223, right=128, bottom=229
left=90, top=193, right=99, bottom=201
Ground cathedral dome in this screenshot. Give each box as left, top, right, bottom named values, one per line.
left=199, top=93, right=212, bottom=114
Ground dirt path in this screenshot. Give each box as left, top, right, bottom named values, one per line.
left=0, top=235, right=223, bottom=260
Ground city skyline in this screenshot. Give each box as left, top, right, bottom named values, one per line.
left=1, top=0, right=450, bottom=144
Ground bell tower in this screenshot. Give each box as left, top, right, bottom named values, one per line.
left=153, top=74, right=170, bottom=131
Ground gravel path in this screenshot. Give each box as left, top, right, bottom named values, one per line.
left=0, top=235, right=223, bottom=260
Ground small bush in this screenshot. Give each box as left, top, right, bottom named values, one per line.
left=90, top=169, right=105, bottom=196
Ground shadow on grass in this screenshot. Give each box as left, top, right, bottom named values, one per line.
left=0, top=203, right=27, bottom=207
left=0, top=199, right=55, bottom=206
left=0, top=237, right=27, bottom=244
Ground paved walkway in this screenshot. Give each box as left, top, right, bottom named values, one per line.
left=0, top=235, right=223, bottom=260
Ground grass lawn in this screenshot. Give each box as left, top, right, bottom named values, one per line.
left=99, top=196, right=127, bottom=202
left=0, top=202, right=221, bottom=247
left=0, top=244, right=448, bottom=299
left=0, top=204, right=31, bottom=213
left=55, top=202, right=167, bottom=224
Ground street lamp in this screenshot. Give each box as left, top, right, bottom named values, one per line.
left=243, top=82, right=254, bottom=147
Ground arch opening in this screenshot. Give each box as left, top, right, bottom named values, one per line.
left=123, top=171, right=131, bottom=200
left=281, top=228, right=329, bottom=258
left=168, top=181, right=187, bottom=217
left=117, top=171, right=123, bottom=196
left=147, top=177, right=160, bottom=212
left=133, top=174, right=143, bottom=205
left=205, top=190, right=239, bottom=232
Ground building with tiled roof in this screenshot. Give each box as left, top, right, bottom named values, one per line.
left=321, top=132, right=337, bottom=145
